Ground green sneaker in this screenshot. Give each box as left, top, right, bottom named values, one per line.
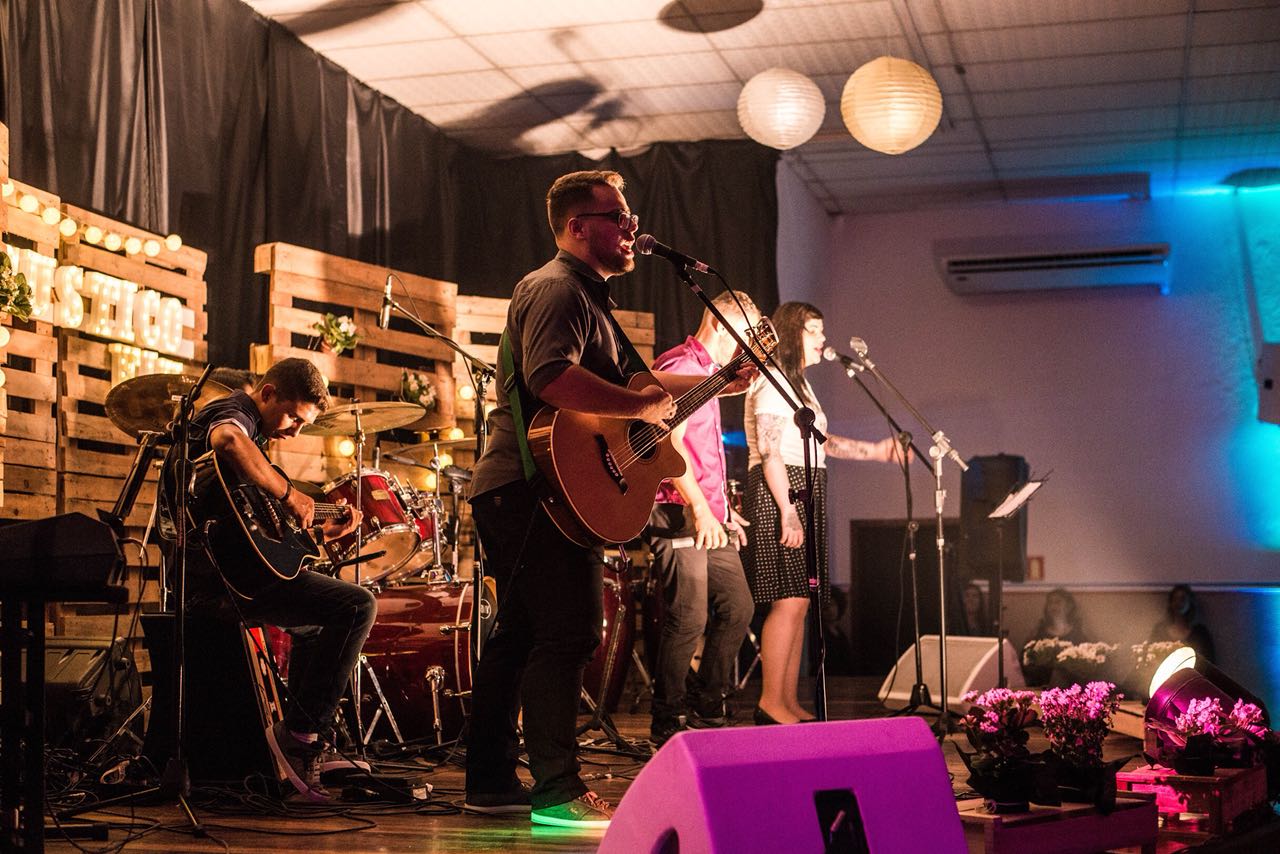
left=530, top=791, right=613, bottom=829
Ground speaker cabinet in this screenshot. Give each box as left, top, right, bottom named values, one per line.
left=44, top=637, right=142, bottom=753
left=877, top=635, right=1023, bottom=715
left=960, top=454, right=1030, bottom=582
left=600, top=717, right=966, bottom=854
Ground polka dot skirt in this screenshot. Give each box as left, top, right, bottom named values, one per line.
left=743, top=464, right=829, bottom=605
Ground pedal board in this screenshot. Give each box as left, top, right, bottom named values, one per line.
left=337, top=769, right=434, bottom=803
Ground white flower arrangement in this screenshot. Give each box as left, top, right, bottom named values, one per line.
left=400, top=368, right=437, bottom=412
left=1056, top=642, right=1117, bottom=666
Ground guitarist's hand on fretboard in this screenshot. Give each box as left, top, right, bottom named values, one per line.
left=284, top=488, right=316, bottom=528
left=318, top=499, right=361, bottom=543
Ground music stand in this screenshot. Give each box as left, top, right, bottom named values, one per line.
left=987, top=479, right=1045, bottom=688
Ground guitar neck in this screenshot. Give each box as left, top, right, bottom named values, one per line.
left=669, top=352, right=752, bottom=428
left=308, top=501, right=349, bottom=521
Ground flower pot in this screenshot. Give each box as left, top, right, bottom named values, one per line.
left=1055, top=762, right=1120, bottom=814
left=1174, top=735, right=1218, bottom=776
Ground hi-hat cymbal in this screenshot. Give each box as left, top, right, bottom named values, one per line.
left=301, top=401, right=426, bottom=436
left=392, top=435, right=480, bottom=456
left=105, top=374, right=233, bottom=438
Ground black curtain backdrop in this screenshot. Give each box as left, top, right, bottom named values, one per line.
left=1, top=0, right=779, bottom=367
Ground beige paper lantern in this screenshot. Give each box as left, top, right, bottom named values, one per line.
left=840, top=56, right=942, bottom=155
left=737, top=68, right=826, bottom=151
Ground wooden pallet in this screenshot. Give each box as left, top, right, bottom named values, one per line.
left=1116, top=763, right=1268, bottom=837
left=957, top=792, right=1158, bottom=854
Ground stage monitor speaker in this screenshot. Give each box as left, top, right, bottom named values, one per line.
left=960, top=454, right=1030, bottom=582
left=878, top=635, right=1023, bottom=715
left=44, top=637, right=143, bottom=754
left=600, top=717, right=966, bottom=854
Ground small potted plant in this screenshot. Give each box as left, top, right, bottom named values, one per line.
left=1038, top=681, right=1128, bottom=812
left=1052, top=642, right=1118, bottom=687
left=313, top=312, right=359, bottom=355
left=0, top=252, right=33, bottom=321
left=956, top=688, right=1052, bottom=813
left=399, top=368, right=438, bottom=412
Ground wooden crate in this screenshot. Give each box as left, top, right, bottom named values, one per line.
left=252, top=242, right=458, bottom=445
left=957, top=792, right=1158, bottom=854
left=1116, top=763, right=1268, bottom=837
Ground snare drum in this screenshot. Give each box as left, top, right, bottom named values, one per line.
left=360, top=579, right=493, bottom=743
left=324, top=469, right=420, bottom=585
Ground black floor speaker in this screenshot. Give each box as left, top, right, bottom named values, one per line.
left=141, top=614, right=279, bottom=782
left=44, top=637, right=143, bottom=754
left=960, top=453, right=1030, bottom=582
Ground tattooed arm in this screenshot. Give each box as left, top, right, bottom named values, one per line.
left=825, top=434, right=904, bottom=464
left=756, top=413, right=803, bottom=548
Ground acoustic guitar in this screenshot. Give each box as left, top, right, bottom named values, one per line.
left=528, top=318, right=777, bottom=546
left=186, top=451, right=351, bottom=599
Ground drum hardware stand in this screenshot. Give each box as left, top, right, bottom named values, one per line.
left=358, top=654, right=406, bottom=746
left=379, top=276, right=495, bottom=665
left=733, top=627, right=763, bottom=693
left=577, top=551, right=646, bottom=754
left=842, top=340, right=970, bottom=738
left=348, top=399, right=370, bottom=752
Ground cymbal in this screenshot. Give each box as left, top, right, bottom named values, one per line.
left=105, top=374, right=233, bottom=438
left=392, top=435, right=480, bottom=456
left=301, top=401, right=426, bottom=436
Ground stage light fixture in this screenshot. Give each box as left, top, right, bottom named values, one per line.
left=84, top=225, right=104, bottom=245
left=58, top=217, right=78, bottom=238
left=104, top=233, right=123, bottom=251
left=144, top=239, right=161, bottom=257
left=41, top=206, right=61, bottom=225
left=18, top=193, right=39, bottom=214
left=124, top=236, right=143, bottom=255
left=1144, top=648, right=1270, bottom=763
left=164, top=234, right=182, bottom=252
left=840, top=55, right=942, bottom=155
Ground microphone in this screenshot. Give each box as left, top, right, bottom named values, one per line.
left=822, top=346, right=865, bottom=372
left=635, top=234, right=713, bottom=274
left=848, top=337, right=869, bottom=357
left=378, top=274, right=393, bottom=329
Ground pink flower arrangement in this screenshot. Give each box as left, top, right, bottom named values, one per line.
left=960, top=688, right=1039, bottom=761
left=1175, top=697, right=1267, bottom=740
left=1037, top=681, right=1123, bottom=767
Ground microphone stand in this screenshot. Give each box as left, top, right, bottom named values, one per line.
left=828, top=361, right=941, bottom=718
left=664, top=264, right=832, bottom=721
left=382, top=295, right=495, bottom=665
left=848, top=344, right=968, bottom=738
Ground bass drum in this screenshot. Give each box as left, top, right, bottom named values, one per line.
left=360, top=579, right=494, bottom=744
left=581, top=554, right=634, bottom=714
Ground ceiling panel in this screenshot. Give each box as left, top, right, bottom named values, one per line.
left=248, top=0, right=1280, bottom=214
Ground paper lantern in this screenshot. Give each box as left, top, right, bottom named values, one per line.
left=840, top=56, right=942, bottom=155
left=737, top=68, right=826, bottom=150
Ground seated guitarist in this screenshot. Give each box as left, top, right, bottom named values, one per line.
left=464, top=170, right=749, bottom=828
left=175, top=357, right=374, bottom=802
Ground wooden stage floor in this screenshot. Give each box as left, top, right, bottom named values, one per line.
left=41, top=676, right=1269, bottom=853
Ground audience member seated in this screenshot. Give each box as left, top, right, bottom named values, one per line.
left=1149, top=583, right=1216, bottom=663
left=1028, top=588, right=1090, bottom=645
left=956, top=582, right=992, bottom=636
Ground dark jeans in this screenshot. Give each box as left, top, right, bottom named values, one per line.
left=644, top=503, right=753, bottom=724
left=187, top=551, right=377, bottom=736
left=467, top=481, right=603, bottom=809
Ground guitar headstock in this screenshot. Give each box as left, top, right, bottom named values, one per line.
left=746, top=317, right=779, bottom=360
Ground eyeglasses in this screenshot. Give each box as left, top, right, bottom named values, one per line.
left=576, top=209, right=638, bottom=231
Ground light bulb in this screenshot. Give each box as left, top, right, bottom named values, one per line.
left=0, top=368, right=7, bottom=389
left=0, top=326, right=10, bottom=347
left=458, top=384, right=476, bottom=401
left=144, top=239, right=161, bottom=256
left=438, top=453, right=453, bottom=468
left=125, top=236, right=143, bottom=255
left=104, top=233, right=123, bottom=251
left=447, top=427, right=465, bottom=441
left=164, top=234, right=182, bottom=252
left=425, top=472, right=438, bottom=491
left=1, top=181, right=13, bottom=198
left=337, top=438, right=356, bottom=457
left=18, top=194, right=38, bottom=214
left=84, top=226, right=103, bottom=245
left=58, top=217, right=78, bottom=237
left=41, top=206, right=61, bottom=225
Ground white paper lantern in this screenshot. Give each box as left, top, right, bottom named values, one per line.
left=737, top=68, right=826, bottom=150
left=840, top=56, right=942, bottom=155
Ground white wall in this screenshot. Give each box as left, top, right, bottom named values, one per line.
left=779, top=191, right=1280, bottom=588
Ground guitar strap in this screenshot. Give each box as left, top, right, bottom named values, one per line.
left=499, top=308, right=649, bottom=485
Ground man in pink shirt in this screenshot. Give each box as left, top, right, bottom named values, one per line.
left=645, top=291, right=759, bottom=745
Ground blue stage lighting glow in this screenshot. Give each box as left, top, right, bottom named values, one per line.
left=722, top=430, right=747, bottom=448
left=1231, top=421, right=1280, bottom=549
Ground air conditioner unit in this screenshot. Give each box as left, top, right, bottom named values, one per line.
left=935, top=238, right=1171, bottom=295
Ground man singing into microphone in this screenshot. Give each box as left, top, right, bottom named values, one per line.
left=464, top=171, right=736, bottom=828
left=644, top=291, right=758, bottom=745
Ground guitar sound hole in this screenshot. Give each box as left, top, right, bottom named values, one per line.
left=628, top=421, right=661, bottom=461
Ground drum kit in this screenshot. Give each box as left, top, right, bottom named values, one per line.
left=104, top=375, right=656, bottom=750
